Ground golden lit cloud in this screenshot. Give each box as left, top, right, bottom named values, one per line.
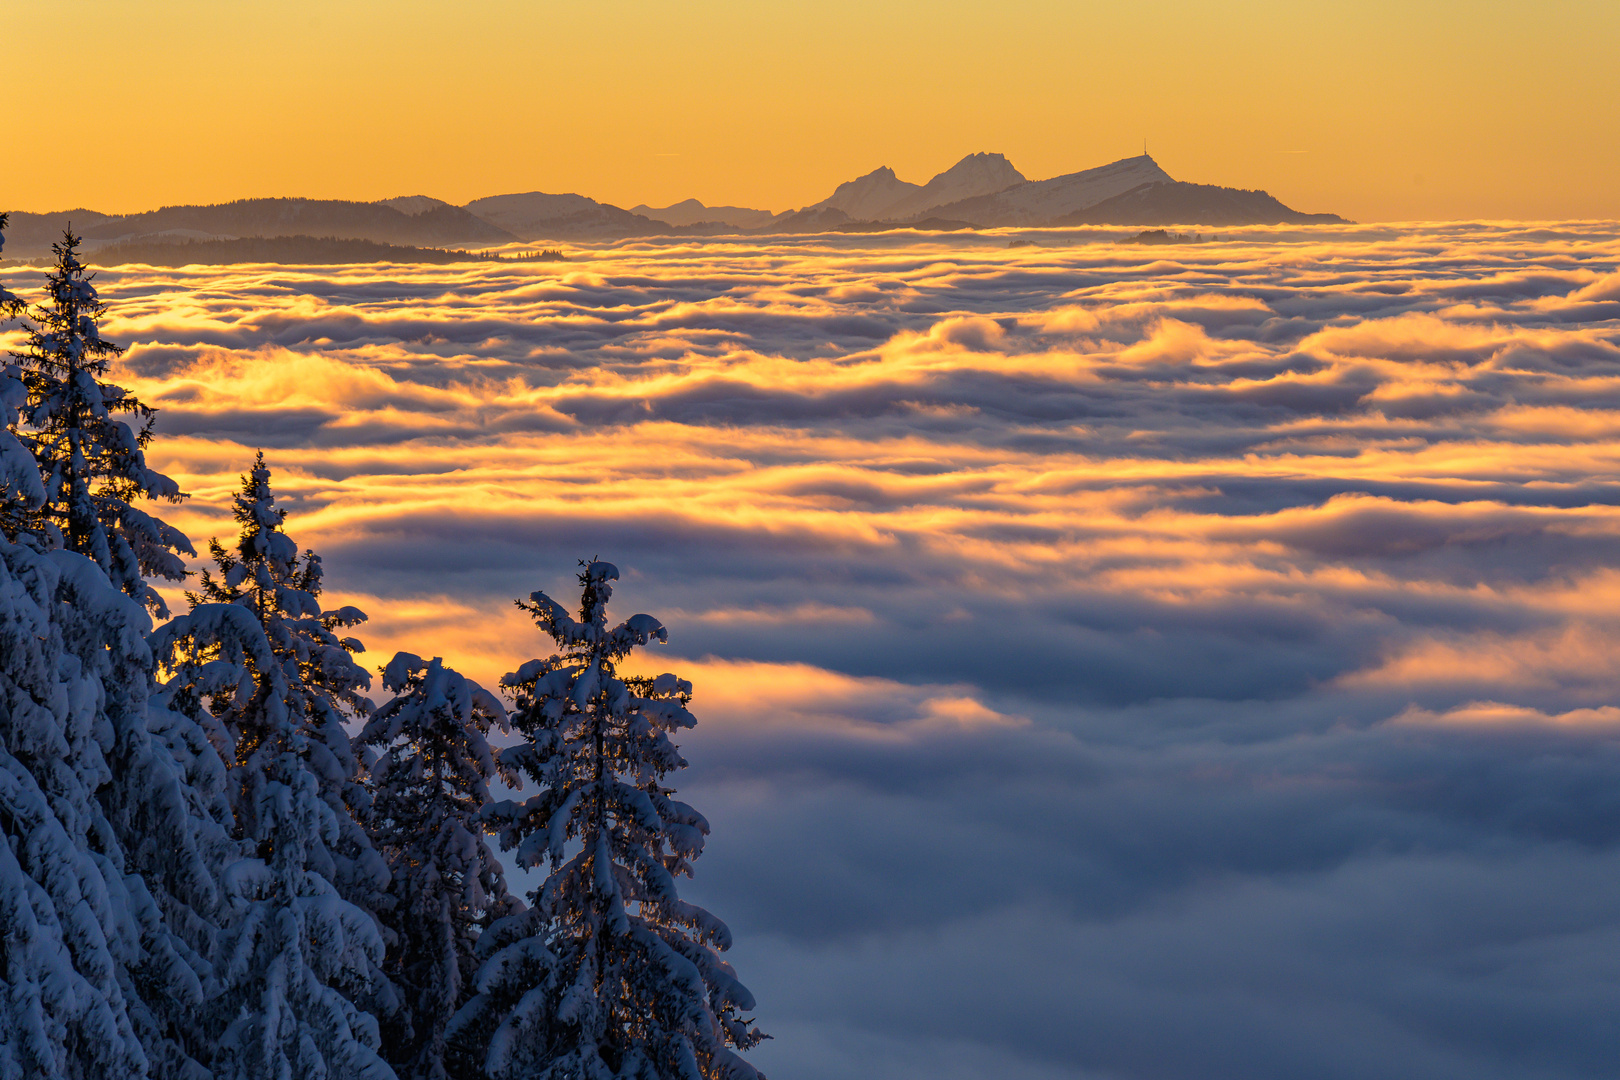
left=10, top=221, right=1620, bottom=723
left=14, top=220, right=1620, bottom=1080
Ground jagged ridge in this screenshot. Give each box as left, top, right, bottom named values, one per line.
left=0, top=153, right=1348, bottom=259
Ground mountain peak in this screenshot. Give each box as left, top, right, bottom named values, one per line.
left=379, top=195, right=454, bottom=216
left=806, top=155, right=1034, bottom=221
left=878, top=153, right=1028, bottom=221
left=931, top=152, right=1024, bottom=184
left=629, top=199, right=777, bottom=229
left=810, top=166, right=922, bottom=219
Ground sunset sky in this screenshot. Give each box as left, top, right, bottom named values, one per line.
left=4, top=5, right=1620, bottom=1077
left=7, top=0, right=1618, bottom=221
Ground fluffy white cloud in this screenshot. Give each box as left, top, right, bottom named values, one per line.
left=7, top=220, right=1619, bottom=1078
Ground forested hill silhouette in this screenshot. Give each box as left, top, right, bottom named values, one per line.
left=61, top=235, right=566, bottom=268
left=2, top=197, right=515, bottom=257
left=462, top=191, right=668, bottom=241
left=629, top=198, right=776, bottom=229
left=0, top=154, right=1347, bottom=259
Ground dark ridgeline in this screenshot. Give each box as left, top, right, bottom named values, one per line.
left=75, top=235, right=567, bottom=267
left=2, top=196, right=515, bottom=254
left=0, top=152, right=1347, bottom=264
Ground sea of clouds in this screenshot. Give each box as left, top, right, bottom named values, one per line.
left=6, top=221, right=1620, bottom=1079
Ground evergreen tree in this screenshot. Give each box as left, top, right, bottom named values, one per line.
left=129, top=693, right=238, bottom=1080
left=152, top=454, right=396, bottom=1080
left=9, top=228, right=192, bottom=614
left=356, top=654, right=520, bottom=1080
left=449, top=561, right=766, bottom=1080
left=52, top=545, right=233, bottom=1080
left=3, top=214, right=231, bottom=1080
left=0, top=212, right=23, bottom=318
left=183, top=452, right=388, bottom=918
left=0, top=540, right=151, bottom=1079
left=0, top=213, right=45, bottom=529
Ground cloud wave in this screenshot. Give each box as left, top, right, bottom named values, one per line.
left=7, top=220, right=1620, bottom=1078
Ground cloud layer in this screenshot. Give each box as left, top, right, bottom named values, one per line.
left=7, top=221, right=1619, bottom=1078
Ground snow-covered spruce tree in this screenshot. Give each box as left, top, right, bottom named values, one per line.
left=50, top=542, right=236, bottom=1080
left=448, top=560, right=766, bottom=1080
left=3, top=214, right=232, bottom=1080
left=185, top=452, right=388, bottom=919
left=0, top=513, right=150, bottom=1080
left=9, top=228, right=193, bottom=613
left=356, top=654, right=520, bottom=1080
left=154, top=598, right=395, bottom=1080
left=152, top=453, right=396, bottom=1080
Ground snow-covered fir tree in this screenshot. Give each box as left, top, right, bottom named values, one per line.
left=449, top=560, right=766, bottom=1080
left=9, top=228, right=192, bottom=614
left=4, top=210, right=232, bottom=1080
left=0, top=497, right=151, bottom=1080
left=356, top=654, right=520, bottom=1080
left=127, top=691, right=239, bottom=1080
left=51, top=538, right=236, bottom=1080
left=183, top=452, right=388, bottom=918
left=152, top=453, right=396, bottom=1080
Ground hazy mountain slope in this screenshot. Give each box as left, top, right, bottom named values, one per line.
left=1, top=199, right=513, bottom=257
left=91, top=199, right=513, bottom=246
left=463, top=192, right=664, bottom=240
left=0, top=153, right=1350, bottom=257
left=758, top=206, right=854, bottom=233
left=1059, top=180, right=1348, bottom=226
left=877, top=152, right=1027, bottom=221
left=807, top=167, right=922, bottom=220
left=925, top=154, right=1175, bottom=226
left=631, top=199, right=775, bottom=229
left=1, top=210, right=117, bottom=257
left=83, top=235, right=497, bottom=266
left=385, top=201, right=519, bottom=243
left=802, top=153, right=1029, bottom=222
left=380, top=195, right=454, bottom=215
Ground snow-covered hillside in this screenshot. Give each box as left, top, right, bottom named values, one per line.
left=807, top=166, right=924, bottom=221
left=805, top=152, right=1029, bottom=222
left=926, top=154, right=1176, bottom=225
left=879, top=152, right=1027, bottom=221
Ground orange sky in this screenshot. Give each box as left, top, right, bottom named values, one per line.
left=5, top=0, right=1618, bottom=221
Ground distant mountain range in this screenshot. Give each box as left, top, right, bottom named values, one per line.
left=800, top=152, right=1031, bottom=222
left=1, top=154, right=1345, bottom=261
left=629, top=199, right=776, bottom=229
